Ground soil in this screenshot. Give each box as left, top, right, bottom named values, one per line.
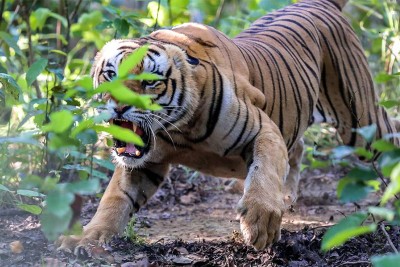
left=1, top=166, right=399, bottom=266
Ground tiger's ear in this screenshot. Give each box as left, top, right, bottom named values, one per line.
left=167, top=44, right=198, bottom=68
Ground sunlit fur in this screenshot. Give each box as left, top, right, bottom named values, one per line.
left=58, top=0, right=399, bottom=253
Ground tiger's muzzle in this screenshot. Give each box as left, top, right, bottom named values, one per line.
left=111, top=118, right=150, bottom=159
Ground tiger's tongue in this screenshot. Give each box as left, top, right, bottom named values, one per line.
left=125, top=143, right=138, bottom=154
left=119, top=121, right=142, bottom=155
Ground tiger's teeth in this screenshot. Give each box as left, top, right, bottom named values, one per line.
left=132, top=124, right=137, bottom=132
left=135, top=150, right=141, bottom=157
left=117, top=147, right=126, bottom=154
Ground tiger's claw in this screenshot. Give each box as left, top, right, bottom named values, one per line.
left=56, top=227, right=116, bottom=263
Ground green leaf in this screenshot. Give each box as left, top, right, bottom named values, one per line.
left=18, top=110, right=44, bottom=129
left=62, top=164, right=109, bottom=180
left=379, top=150, right=400, bottom=177
left=0, top=73, right=23, bottom=104
left=375, top=72, right=396, bottom=83
left=372, top=253, right=400, bottom=267
left=337, top=177, right=375, bottom=203
left=0, top=184, right=11, bottom=192
left=26, top=58, right=48, bottom=86
left=355, top=124, right=377, bottom=143
left=372, top=139, right=398, bottom=152
left=321, top=213, right=376, bottom=251
left=76, top=129, right=98, bottom=145
left=17, top=189, right=45, bottom=198
left=71, top=118, right=95, bottom=137
left=113, top=18, right=129, bottom=36
left=337, top=166, right=379, bottom=203
left=118, top=45, right=148, bottom=78
left=42, top=110, right=74, bottom=133
left=30, top=8, right=67, bottom=31
left=40, top=207, right=72, bottom=241
left=74, top=76, right=93, bottom=90
left=0, top=32, right=23, bottom=56
left=65, top=179, right=100, bottom=195
left=93, top=80, right=155, bottom=109
left=368, top=207, right=395, bottom=221
left=17, top=204, right=42, bottom=215
left=93, top=124, right=144, bottom=146
left=381, top=162, right=400, bottom=204
left=0, top=134, right=41, bottom=146
left=48, top=68, right=64, bottom=81
left=96, top=20, right=113, bottom=31
left=354, top=147, right=374, bottom=160
left=128, top=72, right=162, bottom=80
left=332, top=146, right=354, bottom=159
left=379, top=100, right=400, bottom=109
left=347, top=166, right=377, bottom=181
left=50, top=49, right=68, bottom=57
left=69, top=151, right=115, bottom=171
left=46, top=191, right=74, bottom=218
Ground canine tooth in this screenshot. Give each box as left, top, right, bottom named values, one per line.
left=132, top=124, right=137, bottom=132
left=135, top=150, right=141, bottom=157
left=117, top=147, right=126, bottom=154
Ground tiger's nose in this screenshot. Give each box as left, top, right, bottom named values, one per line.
left=114, top=105, right=130, bottom=115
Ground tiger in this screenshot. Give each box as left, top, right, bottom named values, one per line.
left=57, top=0, right=399, bottom=253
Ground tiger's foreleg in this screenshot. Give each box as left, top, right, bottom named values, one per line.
left=57, top=164, right=169, bottom=254
left=237, top=115, right=288, bottom=250
left=283, top=138, right=304, bottom=206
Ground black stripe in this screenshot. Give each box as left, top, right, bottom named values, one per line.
left=190, top=64, right=224, bottom=143
left=118, top=182, right=140, bottom=211
left=224, top=105, right=249, bottom=156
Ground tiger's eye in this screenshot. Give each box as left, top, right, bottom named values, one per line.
left=107, top=70, right=116, bottom=78
left=142, top=80, right=157, bottom=87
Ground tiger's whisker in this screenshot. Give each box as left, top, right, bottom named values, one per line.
left=151, top=116, right=177, bottom=150
left=150, top=113, right=182, bottom=133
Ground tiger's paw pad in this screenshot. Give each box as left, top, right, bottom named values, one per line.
left=237, top=197, right=283, bottom=250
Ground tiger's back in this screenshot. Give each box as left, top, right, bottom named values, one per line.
left=165, top=0, right=398, bottom=151
left=236, top=0, right=398, bottom=149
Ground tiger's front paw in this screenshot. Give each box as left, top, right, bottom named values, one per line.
left=237, top=196, right=283, bottom=250
left=56, top=226, right=116, bottom=260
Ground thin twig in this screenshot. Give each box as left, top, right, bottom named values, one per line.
left=0, top=0, right=6, bottom=28
left=7, top=4, right=19, bottom=31
left=214, top=0, right=226, bottom=26
left=153, top=0, right=161, bottom=31
left=380, top=223, right=399, bottom=253
left=69, top=0, right=83, bottom=21
left=20, top=0, right=42, bottom=98
left=167, top=0, right=172, bottom=25
left=61, top=0, right=71, bottom=70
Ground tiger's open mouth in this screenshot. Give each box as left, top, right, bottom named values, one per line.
left=112, top=119, right=150, bottom=158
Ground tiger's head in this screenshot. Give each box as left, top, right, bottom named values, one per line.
left=91, top=39, right=201, bottom=168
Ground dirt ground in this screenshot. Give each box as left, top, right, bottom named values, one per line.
left=1, top=166, right=399, bottom=266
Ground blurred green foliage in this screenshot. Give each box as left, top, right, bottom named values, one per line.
left=0, top=2, right=398, bottom=262
left=321, top=125, right=400, bottom=267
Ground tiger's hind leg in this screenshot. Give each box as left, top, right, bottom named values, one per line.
left=284, top=138, right=304, bottom=206
left=316, top=19, right=399, bottom=146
